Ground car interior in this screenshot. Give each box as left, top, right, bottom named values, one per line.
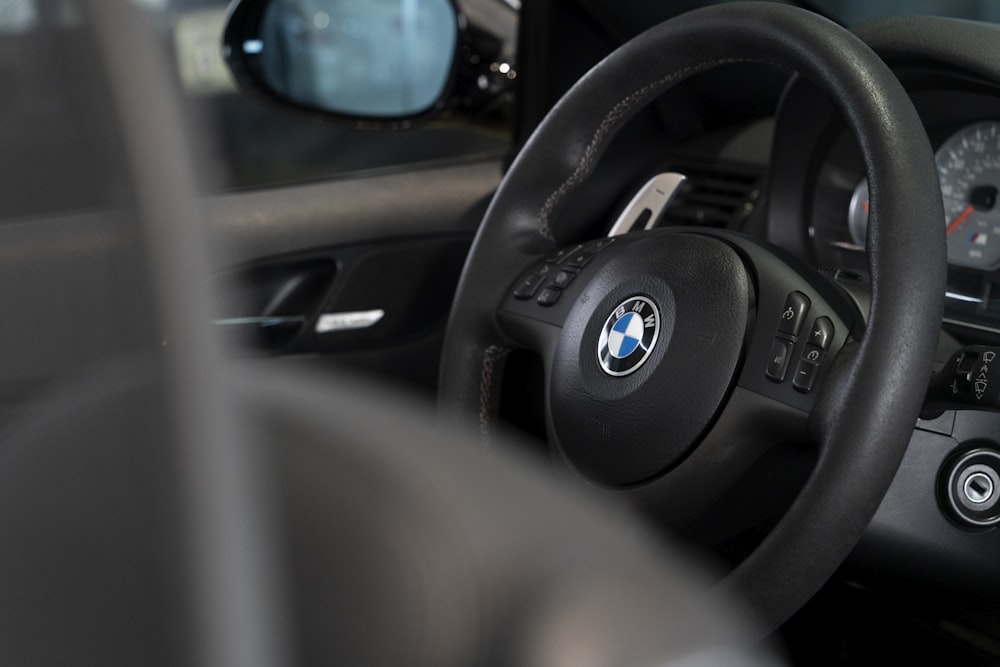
left=1, top=0, right=1000, bottom=664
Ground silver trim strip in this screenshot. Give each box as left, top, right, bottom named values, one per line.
left=945, top=291, right=984, bottom=304
left=315, top=309, right=386, bottom=333
left=606, top=172, right=686, bottom=237
left=944, top=317, right=1000, bottom=336
left=214, top=316, right=304, bottom=328
left=822, top=239, right=865, bottom=252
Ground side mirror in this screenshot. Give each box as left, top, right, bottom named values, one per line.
left=223, top=0, right=459, bottom=127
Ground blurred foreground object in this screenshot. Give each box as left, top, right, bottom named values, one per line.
left=0, top=1, right=777, bottom=665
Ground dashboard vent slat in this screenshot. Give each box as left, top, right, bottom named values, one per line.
left=659, top=160, right=763, bottom=229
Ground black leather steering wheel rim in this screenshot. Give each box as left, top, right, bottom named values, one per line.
left=440, top=1, right=946, bottom=632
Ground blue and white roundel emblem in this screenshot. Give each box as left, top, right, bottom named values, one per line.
left=597, top=296, right=660, bottom=376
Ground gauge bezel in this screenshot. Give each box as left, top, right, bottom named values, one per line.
left=847, top=178, right=869, bottom=247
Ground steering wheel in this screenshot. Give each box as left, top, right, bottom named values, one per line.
left=439, top=2, right=946, bottom=631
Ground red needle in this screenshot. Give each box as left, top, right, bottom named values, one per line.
left=947, top=205, right=974, bottom=236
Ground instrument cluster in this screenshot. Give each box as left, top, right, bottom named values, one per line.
left=848, top=121, right=1000, bottom=272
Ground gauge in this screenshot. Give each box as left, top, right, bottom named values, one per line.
left=847, top=178, right=869, bottom=247
left=938, top=121, right=1000, bottom=270
left=846, top=120, right=1000, bottom=270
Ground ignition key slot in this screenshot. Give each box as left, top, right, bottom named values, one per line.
left=941, top=447, right=1000, bottom=528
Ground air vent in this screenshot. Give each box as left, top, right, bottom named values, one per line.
left=659, top=160, right=762, bottom=229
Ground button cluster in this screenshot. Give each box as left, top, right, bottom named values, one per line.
left=764, top=291, right=834, bottom=393
left=512, top=238, right=615, bottom=307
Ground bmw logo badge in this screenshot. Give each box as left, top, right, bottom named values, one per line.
left=597, top=296, right=660, bottom=376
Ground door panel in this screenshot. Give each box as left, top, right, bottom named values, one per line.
left=205, top=159, right=502, bottom=391
left=205, top=160, right=501, bottom=264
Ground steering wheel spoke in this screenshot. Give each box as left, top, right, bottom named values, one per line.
left=588, top=386, right=811, bottom=530
left=716, top=230, right=861, bottom=414
left=497, top=238, right=621, bottom=354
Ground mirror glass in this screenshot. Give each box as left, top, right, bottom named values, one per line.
left=254, top=0, right=457, bottom=118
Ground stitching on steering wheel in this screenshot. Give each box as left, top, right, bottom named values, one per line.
left=479, top=345, right=511, bottom=447
left=536, top=57, right=746, bottom=240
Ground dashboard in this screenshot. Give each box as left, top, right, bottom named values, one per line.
left=774, top=75, right=1000, bottom=340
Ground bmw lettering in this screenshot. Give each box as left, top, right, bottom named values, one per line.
left=597, top=296, right=660, bottom=376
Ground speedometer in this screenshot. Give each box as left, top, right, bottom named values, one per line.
left=938, top=121, right=1000, bottom=270
left=847, top=120, right=1000, bottom=271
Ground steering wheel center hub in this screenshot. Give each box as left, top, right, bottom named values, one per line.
left=550, top=233, right=751, bottom=487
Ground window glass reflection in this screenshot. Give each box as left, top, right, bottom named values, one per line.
left=261, top=0, right=457, bottom=117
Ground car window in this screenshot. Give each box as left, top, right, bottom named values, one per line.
left=0, top=0, right=513, bottom=218
left=165, top=0, right=517, bottom=192
left=810, top=0, right=1000, bottom=25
